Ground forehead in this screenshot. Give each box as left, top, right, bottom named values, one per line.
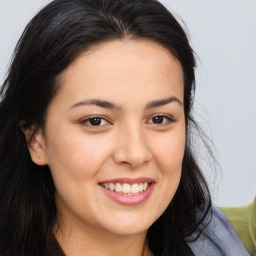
left=55, top=39, right=184, bottom=108
left=67, top=39, right=182, bottom=79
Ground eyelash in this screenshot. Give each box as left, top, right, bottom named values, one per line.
left=147, top=114, right=175, bottom=125
left=80, top=116, right=110, bottom=127
left=80, top=114, right=175, bottom=128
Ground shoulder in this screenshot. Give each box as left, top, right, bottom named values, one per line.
left=221, top=198, right=256, bottom=256
left=187, top=205, right=251, bottom=256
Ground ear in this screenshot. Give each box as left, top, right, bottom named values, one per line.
left=22, top=125, right=48, bottom=166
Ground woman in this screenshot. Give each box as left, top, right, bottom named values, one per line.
left=0, top=0, right=250, bottom=255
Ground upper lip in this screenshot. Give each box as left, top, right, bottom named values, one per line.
left=99, top=177, right=155, bottom=185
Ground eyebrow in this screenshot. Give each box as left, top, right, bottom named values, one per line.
left=145, top=96, right=182, bottom=109
left=69, top=96, right=182, bottom=110
left=69, top=99, right=121, bottom=110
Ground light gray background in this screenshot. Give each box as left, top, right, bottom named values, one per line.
left=0, top=0, right=255, bottom=206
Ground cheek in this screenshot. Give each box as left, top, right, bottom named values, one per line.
left=45, top=128, right=113, bottom=179
left=151, top=126, right=186, bottom=173
left=150, top=126, right=185, bottom=207
left=44, top=130, right=112, bottom=220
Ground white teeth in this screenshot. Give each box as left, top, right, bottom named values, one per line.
left=131, top=184, right=139, bottom=194
left=115, top=183, right=122, bottom=192
left=123, top=183, right=131, bottom=194
left=102, top=182, right=150, bottom=195
left=109, top=183, right=115, bottom=191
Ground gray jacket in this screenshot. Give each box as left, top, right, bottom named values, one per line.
left=188, top=206, right=250, bottom=256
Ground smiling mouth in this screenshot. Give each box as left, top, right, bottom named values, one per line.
left=100, top=182, right=151, bottom=196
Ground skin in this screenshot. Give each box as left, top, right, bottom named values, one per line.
left=27, top=39, right=185, bottom=256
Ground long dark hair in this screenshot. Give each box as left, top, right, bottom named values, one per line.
left=0, top=0, right=211, bottom=255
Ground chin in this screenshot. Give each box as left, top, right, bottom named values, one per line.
left=99, top=213, right=157, bottom=236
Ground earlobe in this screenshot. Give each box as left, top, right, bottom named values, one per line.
left=21, top=125, right=48, bottom=166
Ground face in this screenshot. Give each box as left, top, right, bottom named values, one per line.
left=35, top=39, right=185, bottom=237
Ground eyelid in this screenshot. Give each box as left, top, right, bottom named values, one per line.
left=80, top=115, right=112, bottom=128
left=147, top=114, right=175, bottom=124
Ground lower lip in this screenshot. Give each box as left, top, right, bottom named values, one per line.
left=100, top=183, right=155, bottom=206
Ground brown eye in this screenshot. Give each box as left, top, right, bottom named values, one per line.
left=89, top=117, right=102, bottom=126
left=148, top=115, right=175, bottom=125
left=80, top=116, right=110, bottom=127
left=152, top=116, right=164, bottom=124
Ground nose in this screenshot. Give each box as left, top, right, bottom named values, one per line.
left=113, top=124, right=152, bottom=168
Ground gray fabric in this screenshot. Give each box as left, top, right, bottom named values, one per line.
left=188, top=206, right=250, bottom=256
